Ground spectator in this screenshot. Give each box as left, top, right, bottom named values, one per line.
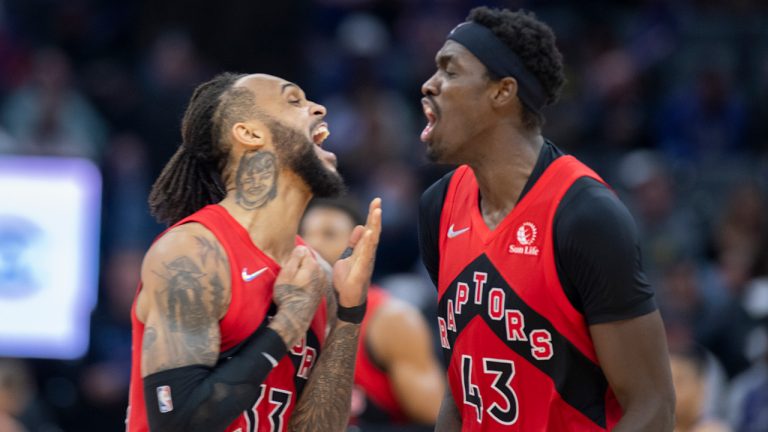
left=0, top=48, right=107, bottom=160
left=671, top=345, right=731, bottom=432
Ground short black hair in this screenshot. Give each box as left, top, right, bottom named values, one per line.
left=305, top=198, right=364, bottom=227
left=467, top=7, right=565, bottom=130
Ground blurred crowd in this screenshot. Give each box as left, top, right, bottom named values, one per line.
left=0, top=0, right=767, bottom=430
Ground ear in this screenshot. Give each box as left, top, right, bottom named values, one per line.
left=231, top=121, right=268, bottom=150
left=490, top=77, right=519, bottom=109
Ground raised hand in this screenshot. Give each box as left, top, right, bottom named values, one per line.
left=269, top=245, right=326, bottom=347
left=332, top=198, right=382, bottom=308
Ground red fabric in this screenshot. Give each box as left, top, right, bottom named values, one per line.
left=127, top=205, right=326, bottom=432
left=437, top=157, right=622, bottom=431
left=351, top=286, right=408, bottom=423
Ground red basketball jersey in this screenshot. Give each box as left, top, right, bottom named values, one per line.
left=351, top=286, right=407, bottom=424
left=126, top=204, right=327, bottom=432
left=436, top=157, right=622, bottom=431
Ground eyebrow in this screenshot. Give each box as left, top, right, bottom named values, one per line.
left=281, top=82, right=299, bottom=93
left=436, top=53, right=454, bottom=68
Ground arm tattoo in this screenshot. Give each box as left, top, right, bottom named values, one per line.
left=235, top=151, right=278, bottom=210
left=143, top=326, right=158, bottom=352
left=288, top=322, right=360, bottom=431
left=271, top=282, right=323, bottom=347
left=149, top=256, right=221, bottom=370
left=210, top=272, right=226, bottom=318
left=195, top=235, right=227, bottom=268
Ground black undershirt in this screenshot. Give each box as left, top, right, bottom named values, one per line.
left=417, top=142, right=656, bottom=325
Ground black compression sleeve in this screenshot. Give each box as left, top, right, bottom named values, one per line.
left=418, top=171, right=454, bottom=288
left=143, top=326, right=286, bottom=431
left=554, top=178, right=657, bottom=325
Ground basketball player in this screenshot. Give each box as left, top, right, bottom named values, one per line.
left=300, top=199, right=444, bottom=430
left=126, top=72, right=382, bottom=432
left=417, top=7, right=675, bottom=431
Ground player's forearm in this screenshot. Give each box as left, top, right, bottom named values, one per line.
left=434, top=390, right=462, bottom=432
left=288, top=320, right=360, bottom=432
left=393, top=372, right=443, bottom=424
left=269, top=282, right=323, bottom=348
left=143, top=327, right=287, bottom=431
left=612, top=396, right=675, bottom=432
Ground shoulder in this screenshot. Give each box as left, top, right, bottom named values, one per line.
left=138, top=223, right=231, bottom=321
left=143, top=223, right=226, bottom=267
left=367, top=297, right=432, bottom=363
left=556, top=178, right=637, bottom=243
left=373, top=297, right=425, bottom=332
left=141, top=223, right=231, bottom=286
left=554, top=177, right=656, bottom=324
left=419, top=170, right=456, bottom=213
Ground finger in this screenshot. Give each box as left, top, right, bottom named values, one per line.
left=367, top=206, right=382, bottom=239
left=280, top=245, right=308, bottom=278
left=352, top=207, right=382, bottom=260
left=356, top=228, right=378, bottom=262
left=346, top=225, right=365, bottom=249
left=348, top=230, right=376, bottom=284
left=295, top=251, right=320, bottom=281
left=365, top=198, right=382, bottom=229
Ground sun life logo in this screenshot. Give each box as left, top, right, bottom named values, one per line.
left=510, top=222, right=539, bottom=256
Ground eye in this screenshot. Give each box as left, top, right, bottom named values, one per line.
left=289, top=99, right=301, bottom=106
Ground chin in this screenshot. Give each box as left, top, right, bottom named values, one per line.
left=426, top=142, right=450, bottom=164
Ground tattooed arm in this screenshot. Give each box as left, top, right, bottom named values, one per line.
left=137, top=224, right=230, bottom=375
left=136, top=224, right=323, bottom=431
left=290, top=198, right=382, bottom=432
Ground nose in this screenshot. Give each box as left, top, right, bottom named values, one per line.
left=421, top=73, right=439, bottom=96
left=311, top=102, right=326, bottom=117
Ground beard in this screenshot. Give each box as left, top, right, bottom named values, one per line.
left=425, top=144, right=441, bottom=162
left=268, top=119, right=346, bottom=198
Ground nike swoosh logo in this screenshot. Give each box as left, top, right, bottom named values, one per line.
left=242, top=266, right=269, bottom=282
left=447, top=224, right=470, bottom=239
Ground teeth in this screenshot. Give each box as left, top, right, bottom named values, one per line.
left=423, top=105, right=436, bottom=122
left=313, top=125, right=330, bottom=144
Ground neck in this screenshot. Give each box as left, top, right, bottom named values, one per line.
left=219, top=170, right=311, bottom=265
left=467, top=125, right=543, bottom=230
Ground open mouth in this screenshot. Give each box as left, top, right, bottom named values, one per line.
left=309, top=122, right=337, bottom=168
left=420, top=98, right=438, bottom=142
left=312, top=123, right=330, bottom=146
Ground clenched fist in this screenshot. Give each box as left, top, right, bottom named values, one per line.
left=269, top=245, right=326, bottom=347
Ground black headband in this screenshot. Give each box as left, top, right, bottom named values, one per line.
left=448, top=21, right=546, bottom=113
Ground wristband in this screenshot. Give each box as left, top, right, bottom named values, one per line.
left=337, top=301, right=367, bottom=324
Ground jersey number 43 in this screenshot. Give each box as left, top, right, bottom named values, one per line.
left=461, top=355, right=519, bottom=425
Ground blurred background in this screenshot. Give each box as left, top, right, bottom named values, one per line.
left=0, top=0, right=766, bottom=430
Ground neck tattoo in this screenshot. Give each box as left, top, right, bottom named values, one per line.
left=234, top=151, right=278, bottom=210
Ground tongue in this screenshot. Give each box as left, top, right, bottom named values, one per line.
left=420, top=122, right=434, bottom=142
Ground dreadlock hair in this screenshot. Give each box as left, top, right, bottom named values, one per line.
left=149, top=72, right=257, bottom=225
left=467, top=7, right=565, bottom=131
